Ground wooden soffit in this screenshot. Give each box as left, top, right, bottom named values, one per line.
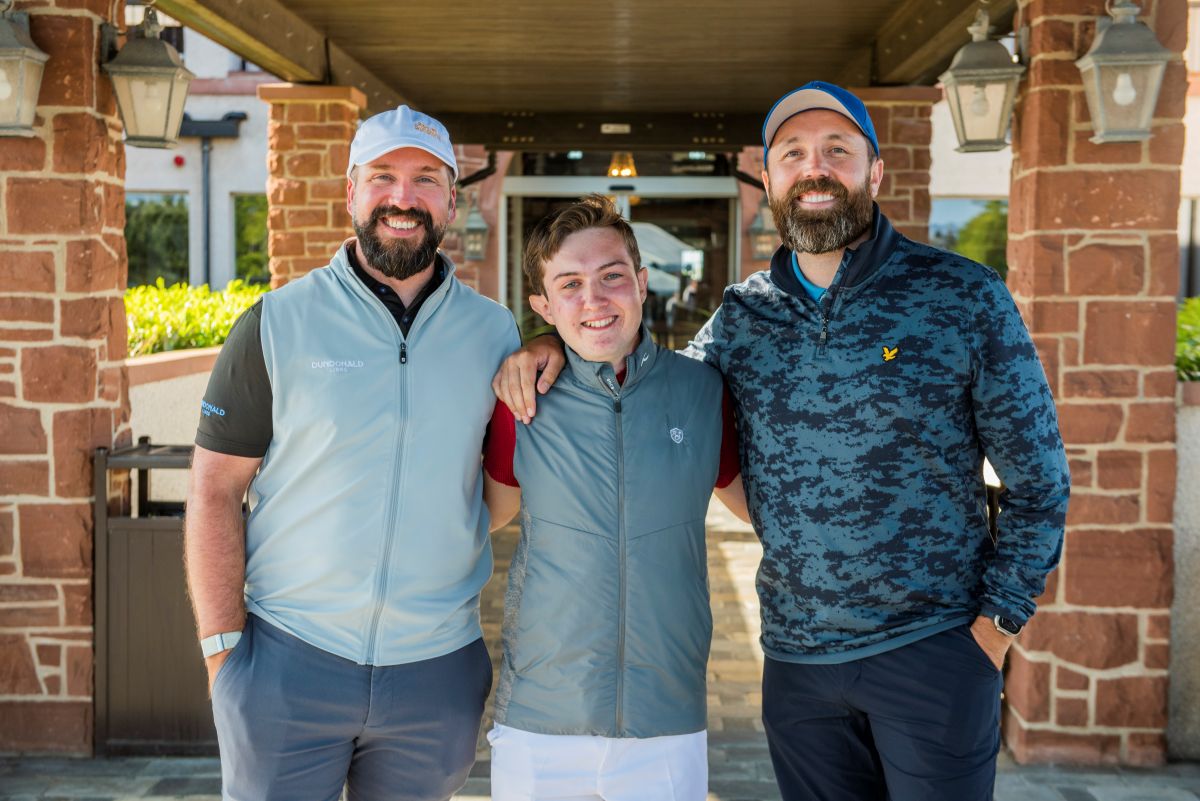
left=157, top=0, right=1016, bottom=145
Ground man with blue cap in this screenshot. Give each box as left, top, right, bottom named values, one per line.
left=186, top=106, right=519, bottom=801
left=493, top=82, right=1070, bottom=801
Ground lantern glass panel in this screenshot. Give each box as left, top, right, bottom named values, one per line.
left=109, top=73, right=140, bottom=136
left=165, top=70, right=189, bottom=138
left=752, top=232, right=777, bottom=261
left=130, top=75, right=172, bottom=138
left=0, top=56, right=42, bottom=130
left=18, top=58, right=41, bottom=128
left=953, top=80, right=1011, bottom=142
left=465, top=231, right=486, bottom=260
left=1094, top=61, right=1165, bottom=136
left=0, top=57, right=24, bottom=125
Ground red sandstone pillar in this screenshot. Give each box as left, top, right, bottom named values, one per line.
left=258, top=84, right=366, bottom=288
left=0, top=0, right=130, bottom=753
left=1005, top=0, right=1185, bottom=766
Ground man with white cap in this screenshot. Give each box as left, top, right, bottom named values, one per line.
left=493, top=81, right=1070, bottom=801
left=185, top=106, right=519, bottom=801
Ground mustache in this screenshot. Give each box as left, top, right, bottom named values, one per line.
left=785, top=177, right=849, bottom=205
left=369, top=205, right=434, bottom=228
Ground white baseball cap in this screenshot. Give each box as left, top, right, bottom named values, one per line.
left=347, top=105, right=458, bottom=182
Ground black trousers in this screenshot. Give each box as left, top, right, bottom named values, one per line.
left=762, top=624, right=1002, bottom=801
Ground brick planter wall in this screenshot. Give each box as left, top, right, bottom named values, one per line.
left=1004, top=0, right=1186, bottom=765
left=738, top=87, right=938, bottom=280
left=0, top=0, right=130, bottom=754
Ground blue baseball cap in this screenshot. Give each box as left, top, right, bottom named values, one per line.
left=762, top=81, right=880, bottom=161
left=347, top=105, right=458, bottom=182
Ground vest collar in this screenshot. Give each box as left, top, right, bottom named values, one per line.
left=330, top=240, right=456, bottom=320
left=564, top=323, right=658, bottom=397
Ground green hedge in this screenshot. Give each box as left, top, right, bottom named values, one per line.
left=1180, top=296, right=1200, bottom=382
left=126, top=279, right=268, bottom=358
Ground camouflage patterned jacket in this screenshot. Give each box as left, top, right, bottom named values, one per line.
left=688, top=207, right=1070, bottom=663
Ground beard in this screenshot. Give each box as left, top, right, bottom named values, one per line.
left=354, top=203, right=448, bottom=280
left=768, top=174, right=874, bottom=255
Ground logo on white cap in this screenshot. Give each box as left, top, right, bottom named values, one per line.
left=413, top=121, right=443, bottom=140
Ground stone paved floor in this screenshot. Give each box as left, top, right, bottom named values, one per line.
left=2, top=750, right=1199, bottom=800
left=5, top=509, right=1195, bottom=800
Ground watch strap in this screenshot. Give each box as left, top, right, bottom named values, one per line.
left=200, top=630, right=242, bottom=658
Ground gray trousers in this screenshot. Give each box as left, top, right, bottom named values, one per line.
left=212, top=614, right=492, bottom=801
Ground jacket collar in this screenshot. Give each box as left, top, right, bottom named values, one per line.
left=564, top=323, right=659, bottom=397
left=769, top=204, right=900, bottom=299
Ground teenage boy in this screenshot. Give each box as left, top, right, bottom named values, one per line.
left=481, top=194, right=746, bottom=801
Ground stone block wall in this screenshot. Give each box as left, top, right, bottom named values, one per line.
left=1004, top=0, right=1186, bottom=765
left=0, top=0, right=129, bottom=754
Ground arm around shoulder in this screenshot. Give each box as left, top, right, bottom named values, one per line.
left=492, top=333, right=567, bottom=423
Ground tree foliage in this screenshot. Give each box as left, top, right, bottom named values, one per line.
left=125, top=195, right=189, bottom=287
left=1179, top=296, right=1200, bottom=381
left=235, top=194, right=270, bottom=284
left=954, top=200, right=1008, bottom=279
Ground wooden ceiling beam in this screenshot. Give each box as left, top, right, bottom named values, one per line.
left=873, top=0, right=1017, bottom=86
left=155, top=0, right=407, bottom=114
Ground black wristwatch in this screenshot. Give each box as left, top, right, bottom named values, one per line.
left=992, top=615, right=1023, bottom=637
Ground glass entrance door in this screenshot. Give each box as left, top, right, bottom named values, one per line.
left=502, top=176, right=739, bottom=350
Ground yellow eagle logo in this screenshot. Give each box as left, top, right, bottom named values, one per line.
left=882, top=346, right=899, bottom=362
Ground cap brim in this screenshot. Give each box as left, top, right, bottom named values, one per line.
left=762, top=89, right=859, bottom=149
left=346, top=139, right=458, bottom=181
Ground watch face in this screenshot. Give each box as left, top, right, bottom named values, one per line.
left=995, top=616, right=1022, bottom=636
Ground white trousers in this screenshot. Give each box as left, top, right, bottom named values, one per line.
left=487, top=724, right=708, bottom=801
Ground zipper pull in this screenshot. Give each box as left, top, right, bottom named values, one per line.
left=614, top=398, right=622, bottom=414
left=399, top=343, right=407, bottom=364
left=819, top=316, right=829, bottom=345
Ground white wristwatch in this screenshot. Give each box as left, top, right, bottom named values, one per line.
left=200, top=631, right=242, bottom=658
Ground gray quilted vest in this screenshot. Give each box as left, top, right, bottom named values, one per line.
left=494, top=329, right=724, bottom=737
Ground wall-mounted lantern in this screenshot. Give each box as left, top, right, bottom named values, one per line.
left=748, top=197, right=779, bottom=261
left=1075, top=0, right=1171, bottom=143
left=940, top=9, right=1025, bottom=152
left=464, top=202, right=489, bottom=261
left=102, top=7, right=193, bottom=148
left=0, top=0, right=48, bottom=137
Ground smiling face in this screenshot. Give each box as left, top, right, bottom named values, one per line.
left=763, top=109, right=884, bottom=254
left=529, top=226, right=649, bottom=373
left=347, top=147, right=456, bottom=279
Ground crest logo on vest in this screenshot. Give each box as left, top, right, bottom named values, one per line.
left=311, top=359, right=366, bottom=374
left=669, top=427, right=685, bottom=444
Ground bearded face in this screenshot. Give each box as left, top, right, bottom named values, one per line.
left=768, top=171, right=875, bottom=255
left=353, top=201, right=451, bottom=281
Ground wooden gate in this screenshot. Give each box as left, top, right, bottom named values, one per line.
left=93, top=440, right=217, bottom=755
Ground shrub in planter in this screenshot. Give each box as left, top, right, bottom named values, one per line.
left=126, top=279, right=268, bottom=358
left=1180, top=296, right=1200, bottom=382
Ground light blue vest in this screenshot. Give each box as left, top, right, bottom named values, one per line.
left=494, top=330, right=724, bottom=737
left=246, top=247, right=520, bottom=665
